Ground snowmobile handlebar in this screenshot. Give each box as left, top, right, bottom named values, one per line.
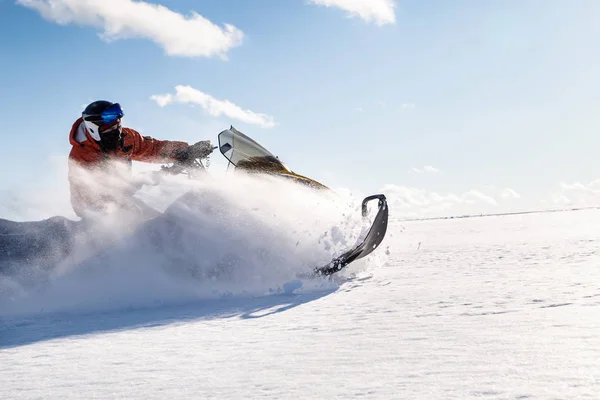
left=160, top=145, right=218, bottom=177
left=132, top=145, right=217, bottom=189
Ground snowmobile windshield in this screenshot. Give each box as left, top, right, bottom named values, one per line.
left=218, top=127, right=292, bottom=173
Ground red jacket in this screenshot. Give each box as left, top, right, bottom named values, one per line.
left=68, top=117, right=188, bottom=217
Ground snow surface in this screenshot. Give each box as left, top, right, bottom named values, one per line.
left=1, top=176, right=599, bottom=399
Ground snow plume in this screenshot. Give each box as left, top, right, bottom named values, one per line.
left=308, top=0, right=396, bottom=26
left=0, top=161, right=371, bottom=317
left=16, top=0, right=244, bottom=58
left=151, top=85, right=277, bottom=128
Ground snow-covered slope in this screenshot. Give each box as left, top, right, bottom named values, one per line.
left=1, top=179, right=599, bottom=398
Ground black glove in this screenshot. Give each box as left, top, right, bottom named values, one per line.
left=175, top=140, right=214, bottom=163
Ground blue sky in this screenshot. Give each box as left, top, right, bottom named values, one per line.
left=1, top=0, right=599, bottom=218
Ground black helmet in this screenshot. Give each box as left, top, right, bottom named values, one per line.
left=82, top=100, right=124, bottom=151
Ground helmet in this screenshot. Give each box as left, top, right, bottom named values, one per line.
left=82, top=100, right=124, bottom=151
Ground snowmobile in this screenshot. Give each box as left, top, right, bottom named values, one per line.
left=215, top=126, right=389, bottom=276
left=0, top=126, right=388, bottom=278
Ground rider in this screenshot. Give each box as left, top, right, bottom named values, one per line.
left=68, top=100, right=213, bottom=218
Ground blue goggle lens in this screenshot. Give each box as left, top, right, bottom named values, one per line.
left=101, top=103, right=124, bottom=124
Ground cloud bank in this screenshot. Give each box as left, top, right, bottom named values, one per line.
left=411, top=166, right=440, bottom=173
left=308, top=0, right=396, bottom=26
left=379, top=179, right=600, bottom=220
left=17, top=0, right=243, bottom=58
left=547, top=180, right=600, bottom=207
left=380, top=184, right=529, bottom=219
left=151, top=85, right=276, bottom=128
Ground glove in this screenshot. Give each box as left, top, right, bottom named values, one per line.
left=175, top=140, right=214, bottom=163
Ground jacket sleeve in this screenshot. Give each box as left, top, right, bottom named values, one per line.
left=127, top=128, right=189, bottom=163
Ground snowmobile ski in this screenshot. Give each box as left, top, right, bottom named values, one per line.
left=313, top=194, right=388, bottom=276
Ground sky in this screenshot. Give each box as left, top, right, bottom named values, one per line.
left=1, top=0, right=599, bottom=219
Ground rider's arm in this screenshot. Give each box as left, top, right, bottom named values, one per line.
left=125, top=128, right=189, bottom=163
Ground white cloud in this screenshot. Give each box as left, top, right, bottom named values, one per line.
left=401, top=103, right=415, bottom=110
left=547, top=179, right=600, bottom=207
left=17, top=0, right=243, bottom=58
left=463, top=190, right=498, bottom=206
left=308, top=0, right=396, bottom=26
left=411, top=165, right=440, bottom=173
left=379, top=179, right=600, bottom=220
left=151, top=94, right=174, bottom=107
left=151, top=85, right=277, bottom=128
left=381, top=184, right=503, bottom=219
left=376, top=184, right=539, bottom=220
left=560, top=180, right=600, bottom=192
left=501, top=188, right=521, bottom=199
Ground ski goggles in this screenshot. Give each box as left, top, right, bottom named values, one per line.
left=99, top=103, right=124, bottom=125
